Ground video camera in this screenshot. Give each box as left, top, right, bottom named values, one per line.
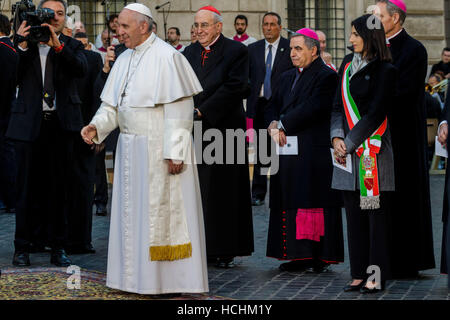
left=12, top=0, right=55, bottom=44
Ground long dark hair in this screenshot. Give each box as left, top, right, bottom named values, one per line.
left=351, top=14, right=392, bottom=62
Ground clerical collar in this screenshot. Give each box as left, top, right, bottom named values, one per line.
left=203, top=34, right=221, bottom=51
left=135, top=32, right=156, bottom=52
left=386, top=28, right=404, bottom=44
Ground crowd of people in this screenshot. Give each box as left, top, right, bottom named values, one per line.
left=0, top=0, right=449, bottom=296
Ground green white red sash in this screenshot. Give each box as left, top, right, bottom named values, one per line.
left=341, top=62, right=387, bottom=210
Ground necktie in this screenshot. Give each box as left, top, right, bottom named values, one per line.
left=264, top=44, right=273, bottom=99
left=43, top=51, right=55, bottom=109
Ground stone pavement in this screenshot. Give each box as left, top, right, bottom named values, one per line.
left=0, top=175, right=449, bottom=300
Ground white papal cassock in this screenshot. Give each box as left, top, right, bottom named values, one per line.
left=89, top=32, right=208, bottom=294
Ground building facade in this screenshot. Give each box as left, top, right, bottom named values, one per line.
left=0, top=0, right=447, bottom=66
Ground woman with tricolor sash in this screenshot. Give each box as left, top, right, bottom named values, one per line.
left=330, top=14, right=397, bottom=294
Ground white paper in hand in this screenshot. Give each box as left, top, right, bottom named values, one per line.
left=276, top=136, right=298, bottom=155
left=435, top=136, right=448, bottom=158
left=330, top=148, right=352, bottom=173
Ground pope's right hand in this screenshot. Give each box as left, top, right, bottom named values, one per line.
left=81, top=124, right=97, bottom=145
left=17, top=21, right=30, bottom=50
left=438, top=123, right=448, bottom=147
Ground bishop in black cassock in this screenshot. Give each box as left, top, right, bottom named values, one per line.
left=376, top=0, right=435, bottom=278
left=438, top=89, right=450, bottom=288
left=264, top=29, right=344, bottom=272
left=183, top=6, right=254, bottom=267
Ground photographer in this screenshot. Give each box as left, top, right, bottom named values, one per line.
left=7, top=0, right=87, bottom=267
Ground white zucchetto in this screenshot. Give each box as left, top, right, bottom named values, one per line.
left=123, top=3, right=153, bottom=19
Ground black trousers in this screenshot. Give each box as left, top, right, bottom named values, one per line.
left=343, top=191, right=392, bottom=282
left=251, top=98, right=270, bottom=201
left=442, top=216, right=450, bottom=288
left=13, top=115, right=73, bottom=252
left=66, top=135, right=95, bottom=247
left=94, top=148, right=108, bottom=206
left=0, top=133, right=16, bottom=208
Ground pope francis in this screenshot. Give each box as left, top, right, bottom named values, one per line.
left=81, top=3, right=208, bottom=295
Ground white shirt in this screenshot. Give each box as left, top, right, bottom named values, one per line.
left=260, top=36, right=281, bottom=97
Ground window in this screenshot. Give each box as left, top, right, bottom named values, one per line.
left=67, top=0, right=136, bottom=43
left=287, top=0, right=346, bottom=66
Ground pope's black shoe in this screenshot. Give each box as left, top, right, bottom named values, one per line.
left=12, top=251, right=30, bottom=266
left=50, top=249, right=72, bottom=267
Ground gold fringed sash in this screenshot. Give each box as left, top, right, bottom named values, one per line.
left=150, top=243, right=192, bottom=261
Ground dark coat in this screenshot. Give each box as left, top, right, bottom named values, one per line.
left=266, top=57, right=342, bottom=209
left=387, top=29, right=436, bottom=275
left=67, top=49, right=103, bottom=248
left=440, top=89, right=450, bottom=276
left=76, top=50, right=103, bottom=125
left=247, top=37, right=293, bottom=119
left=6, top=34, right=88, bottom=142
left=183, top=34, right=254, bottom=258
left=330, top=54, right=397, bottom=192
left=0, top=37, right=18, bottom=134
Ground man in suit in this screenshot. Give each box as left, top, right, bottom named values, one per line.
left=375, top=0, right=435, bottom=278
left=183, top=6, right=254, bottom=268
left=7, top=0, right=87, bottom=266
left=65, top=31, right=103, bottom=255
left=265, top=29, right=343, bottom=272
left=247, top=12, right=294, bottom=206
left=0, top=14, right=18, bottom=214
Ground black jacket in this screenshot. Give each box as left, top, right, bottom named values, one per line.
left=247, top=37, right=293, bottom=119
left=76, top=49, right=103, bottom=125
left=0, top=37, right=18, bottom=135
left=6, top=34, right=87, bottom=142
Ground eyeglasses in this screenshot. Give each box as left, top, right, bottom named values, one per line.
left=193, top=22, right=217, bottom=30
